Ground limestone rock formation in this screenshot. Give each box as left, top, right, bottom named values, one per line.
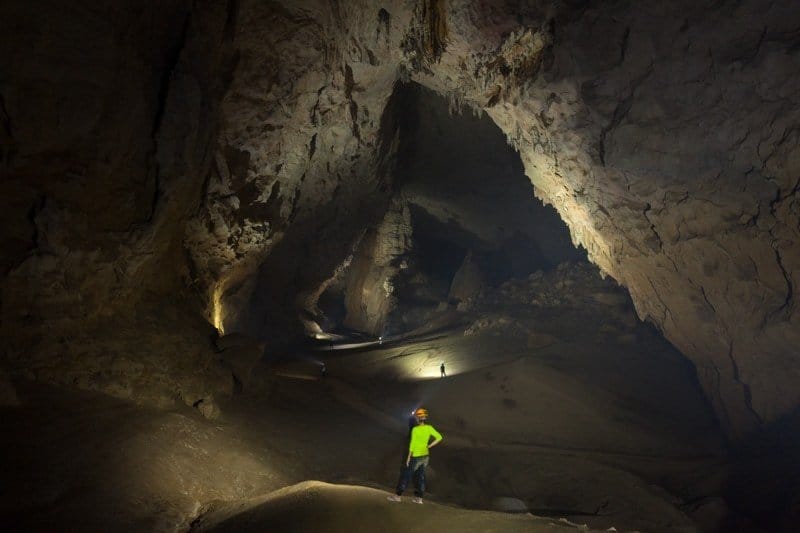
left=1, top=0, right=798, bottom=439
left=410, top=0, right=800, bottom=436
left=183, top=0, right=411, bottom=343
left=448, top=250, right=485, bottom=303
left=1, top=0, right=240, bottom=409
left=342, top=197, right=413, bottom=334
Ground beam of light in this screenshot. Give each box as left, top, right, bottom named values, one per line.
left=383, top=346, right=464, bottom=381
left=273, top=371, right=320, bottom=381
left=212, top=284, right=225, bottom=335
left=110, top=408, right=283, bottom=528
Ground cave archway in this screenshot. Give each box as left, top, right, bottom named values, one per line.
left=316, top=82, right=586, bottom=337
left=181, top=1, right=800, bottom=444
left=3, top=1, right=798, bottom=530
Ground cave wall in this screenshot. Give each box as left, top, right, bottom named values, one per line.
left=183, top=0, right=413, bottom=343
left=403, top=0, right=799, bottom=437
left=342, top=197, right=413, bottom=334
left=398, top=83, right=584, bottom=267
left=1, top=0, right=798, bottom=437
left=200, top=0, right=797, bottom=435
left=0, top=0, right=240, bottom=406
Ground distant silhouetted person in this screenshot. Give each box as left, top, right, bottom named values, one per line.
left=440, top=362, right=446, bottom=377
left=320, top=363, right=327, bottom=378
left=388, top=407, right=443, bottom=504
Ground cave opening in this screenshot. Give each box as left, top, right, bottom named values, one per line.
left=3, top=1, right=798, bottom=531
left=316, top=82, right=587, bottom=338
left=289, top=81, right=728, bottom=530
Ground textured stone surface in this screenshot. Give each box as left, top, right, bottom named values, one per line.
left=448, top=250, right=485, bottom=303
left=342, top=197, right=413, bottom=334
left=184, top=0, right=411, bottom=343
left=0, top=0, right=240, bottom=407
left=1, top=0, right=798, bottom=438
left=396, top=0, right=800, bottom=436
left=324, top=82, right=585, bottom=335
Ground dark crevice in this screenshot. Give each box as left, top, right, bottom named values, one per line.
left=145, top=8, right=193, bottom=224
left=0, top=91, right=12, bottom=138
left=598, top=65, right=652, bottom=165
left=374, top=81, right=405, bottom=183
left=344, top=64, right=361, bottom=141
left=710, top=363, right=733, bottom=434
left=308, top=133, right=317, bottom=160
left=529, top=506, right=610, bottom=518
left=772, top=247, right=794, bottom=313
left=223, top=0, right=239, bottom=42
left=766, top=184, right=795, bottom=317
left=26, top=195, right=45, bottom=251
left=377, top=8, right=391, bottom=43
left=0, top=91, right=13, bottom=166
left=642, top=202, right=664, bottom=252
left=310, top=85, right=326, bottom=126
left=725, top=341, right=763, bottom=425
left=287, top=176, right=305, bottom=223
left=619, top=26, right=630, bottom=65
left=400, top=0, right=448, bottom=71
left=699, top=285, right=716, bottom=315
left=3, top=195, right=47, bottom=277
left=152, top=9, right=193, bottom=138
left=694, top=279, right=760, bottom=427
left=146, top=161, right=161, bottom=223
left=734, top=26, right=768, bottom=66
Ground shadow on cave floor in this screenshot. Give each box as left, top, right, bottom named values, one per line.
left=0, top=263, right=781, bottom=532
left=262, top=262, right=753, bottom=531
left=0, top=349, right=777, bottom=533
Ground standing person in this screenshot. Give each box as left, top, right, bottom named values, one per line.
left=440, top=362, right=446, bottom=377
left=388, top=407, right=443, bottom=504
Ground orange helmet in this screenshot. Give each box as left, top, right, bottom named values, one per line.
left=414, top=408, right=428, bottom=420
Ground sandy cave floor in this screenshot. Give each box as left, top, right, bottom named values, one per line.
left=0, top=319, right=741, bottom=532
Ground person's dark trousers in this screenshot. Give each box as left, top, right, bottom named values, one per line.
left=396, top=455, right=429, bottom=497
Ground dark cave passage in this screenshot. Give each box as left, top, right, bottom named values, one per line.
left=317, top=83, right=587, bottom=337
left=1, top=1, right=799, bottom=532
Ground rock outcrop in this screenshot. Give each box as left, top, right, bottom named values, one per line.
left=448, top=250, right=485, bottom=303
left=408, top=0, right=800, bottom=436
left=342, top=197, right=413, bottom=334
left=1, top=0, right=240, bottom=408
left=1, top=0, right=798, bottom=438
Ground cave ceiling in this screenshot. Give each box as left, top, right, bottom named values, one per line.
left=1, top=0, right=798, bottom=438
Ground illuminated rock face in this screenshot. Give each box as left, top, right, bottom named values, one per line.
left=414, top=1, right=800, bottom=437
left=342, top=197, right=413, bottom=335
left=1, top=0, right=798, bottom=436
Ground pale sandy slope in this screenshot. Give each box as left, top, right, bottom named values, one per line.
left=190, top=481, right=594, bottom=533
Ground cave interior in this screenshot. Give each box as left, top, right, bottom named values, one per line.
left=1, top=1, right=799, bottom=532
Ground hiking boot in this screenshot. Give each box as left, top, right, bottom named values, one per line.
left=387, top=495, right=402, bottom=502
left=412, top=497, right=423, bottom=504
